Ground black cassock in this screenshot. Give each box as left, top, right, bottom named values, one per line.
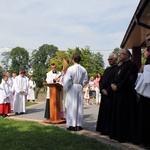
left=109, top=60, right=138, bottom=143
left=44, top=99, right=50, bottom=119
left=96, top=64, right=118, bottom=135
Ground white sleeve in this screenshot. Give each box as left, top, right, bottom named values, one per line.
left=143, top=65, right=150, bottom=84
left=46, top=73, right=53, bottom=83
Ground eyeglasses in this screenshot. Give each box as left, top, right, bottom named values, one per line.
left=146, top=38, right=150, bottom=42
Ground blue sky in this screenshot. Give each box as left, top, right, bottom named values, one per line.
left=0, top=0, right=140, bottom=67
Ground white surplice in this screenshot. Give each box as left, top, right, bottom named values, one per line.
left=135, top=64, right=150, bottom=98
left=1, top=77, right=13, bottom=109
left=0, top=81, right=11, bottom=104
left=13, top=75, right=28, bottom=113
left=24, top=76, right=29, bottom=96
left=63, top=64, right=88, bottom=127
left=11, top=77, right=16, bottom=110
left=46, top=70, right=61, bottom=99
left=27, top=80, right=36, bottom=100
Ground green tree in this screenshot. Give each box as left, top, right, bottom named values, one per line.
left=92, top=52, right=104, bottom=76
left=84, top=52, right=104, bottom=78
left=1, top=51, right=11, bottom=71
left=50, top=46, right=104, bottom=78
left=80, top=47, right=92, bottom=71
left=0, top=66, right=5, bottom=81
left=113, top=47, right=120, bottom=56
left=30, top=44, right=58, bottom=98
left=50, top=51, right=69, bottom=71
left=79, top=46, right=104, bottom=77
left=10, top=47, right=29, bottom=72
left=0, top=44, right=105, bottom=97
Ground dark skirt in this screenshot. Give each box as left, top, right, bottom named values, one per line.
left=89, top=90, right=96, bottom=98
left=136, top=95, right=150, bottom=146
left=44, top=99, right=50, bottom=119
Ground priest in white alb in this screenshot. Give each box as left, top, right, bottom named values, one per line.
left=13, top=70, right=28, bottom=115
left=63, top=54, right=88, bottom=131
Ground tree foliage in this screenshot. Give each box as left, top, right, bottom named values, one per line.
left=50, top=51, right=69, bottom=71
left=50, top=46, right=104, bottom=78
left=113, top=47, right=120, bottom=56
left=0, top=44, right=107, bottom=98
left=10, top=47, right=29, bottom=72
left=30, top=44, right=58, bottom=90
left=1, top=51, right=11, bottom=71
left=0, top=66, right=5, bottom=81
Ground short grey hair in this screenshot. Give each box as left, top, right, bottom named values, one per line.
left=109, top=53, right=118, bottom=60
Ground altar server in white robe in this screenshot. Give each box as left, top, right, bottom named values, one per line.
left=0, top=75, right=11, bottom=117
left=24, top=71, right=29, bottom=102
left=13, top=70, right=28, bottom=114
left=5, top=71, right=13, bottom=111
left=11, top=72, right=17, bottom=111
left=44, top=63, right=61, bottom=119
left=27, top=76, right=36, bottom=102
left=63, top=54, right=88, bottom=131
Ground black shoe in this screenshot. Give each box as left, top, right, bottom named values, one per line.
left=28, top=100, right=30, bottom=102
left=32, top=100, right=35, bottom=102
left=67, top=126, right=77, bottom=131
left=2, top=114, right=8, bottom=118
left=20, top=112, right=25, bottom=114
left=15, top=112, right=19, bottom=115
left=76, top=126, right=83, bottom=131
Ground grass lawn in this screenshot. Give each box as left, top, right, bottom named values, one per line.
left=0, top=118, right=121, bottom=150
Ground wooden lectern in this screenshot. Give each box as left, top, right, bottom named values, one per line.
left=43, top=83, right=66, bottom=124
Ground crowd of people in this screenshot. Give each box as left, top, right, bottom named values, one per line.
left=46, top=33, right=149, bottom=147
left=0, top=70, right=36, bottom=117
left=96, top=33, right=150, bottom=148
left=84, top=73, right=101, bottom=106
left=44, top=54, right=88, bottom=131
left=1, top=33, right=150, bottom=148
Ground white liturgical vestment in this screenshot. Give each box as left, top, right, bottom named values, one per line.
left=63, top=64, right=88, bottom=127
left=13, top=75, right=28, bottom=113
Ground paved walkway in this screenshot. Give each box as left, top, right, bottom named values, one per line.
left=9, top=101, right=145, bottom=150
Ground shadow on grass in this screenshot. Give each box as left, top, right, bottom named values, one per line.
left=0, top=118, right=120, bottom=150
